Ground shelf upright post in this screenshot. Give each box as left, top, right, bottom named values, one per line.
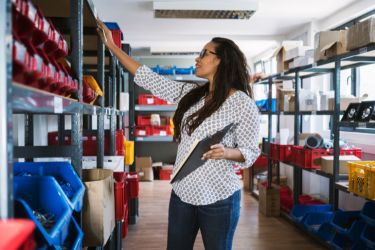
left=117, top=66, right=122, bottom=130
left=331, top=59, right=341, bottom=208
left=267, top=77, right=273, bottom=188
left=0, top=0, right=13, bottom=219
left=109, top=55, right=117, bottom=156
left=70, top=0, right=83, bottom=176
left=122, top=44, right=136, bottom=172
left=293, top=71, right=302, bottom=204
left=24, top=115, right=34, bottom=162
left=97, top=37, right=105, bottom=167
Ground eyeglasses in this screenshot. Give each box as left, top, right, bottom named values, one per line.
left=199, top=48, right=218, bottom=58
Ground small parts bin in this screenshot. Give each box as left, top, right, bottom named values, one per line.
left=290, top=204, right=332, bottom=224
left=127, top=172, right=139, bottom=199
left=104, top=22, right=123, bottom=49
left=348, top=161, right=375, bottom=200
left=113, top=172, right=127, bottom=222
left=159, top=169, right=173, bottom=180
left=0, top=219, right=36, bottom=250
left=138, top=94, right=171, bottom=105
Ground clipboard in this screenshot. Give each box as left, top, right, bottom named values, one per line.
left=170, top=123, right=235, bottom=184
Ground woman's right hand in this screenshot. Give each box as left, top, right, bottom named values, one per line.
left=96, top=18, right=115, bottom=49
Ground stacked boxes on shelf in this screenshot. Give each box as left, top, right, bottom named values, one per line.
left=13, top=162, right=85, bottom=249
left=12, top=0, right=78, bottom=97
left=136, top=114, right=173, bottom=137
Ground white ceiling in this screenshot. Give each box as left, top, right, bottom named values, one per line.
left=92, top=0, right=373, bottom=58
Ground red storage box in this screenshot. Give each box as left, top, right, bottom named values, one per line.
left=43, top=19, right=60, bottom=56
left=14, top=0, right=37, bottom=38
left=122, top=206, right=128, bottom=239
left=291, top=146, right=332, bottom=169
left=138, top=94, right=159, bottom=105
left=114, top=172, right=127, bottom=221
left=252, top=155, right=268, bottom=168
left=340, top=148, right=362, bottom=158
left=12, top=40, right=29, bottom=83
left=279, top=144, right=293, bottom=162
left=150, top=125, right=170, bottom=136
left=32, top=11, right=50, bottom=46
left=127, top=172, right=139, bottom=199
left=159, top=169, right=173, bottom=180
left=0, top=219, right=36, bottom=250
left=137, top=115, right=151, bottom=126
left=135, top=126, right=151, bottom=137
left=111, top=29, right=122, bottom=49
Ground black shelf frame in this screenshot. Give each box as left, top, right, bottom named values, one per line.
left=1, top=0, right=131, bottom=248
left=254, top=42, right=375, bottom=208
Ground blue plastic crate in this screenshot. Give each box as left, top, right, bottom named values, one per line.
left=14, top=161, right=85, bottom=212
left=58, top=217, right=83, bottom=250
left=315, top=222, right=336, bottom=243
left=255, top=99, right=276, bottom=112
left=352, top=239, right=373, bottom=250
left=175, top=66, right=194, bottom=75
left=331, top=209, right=361, bottom=234
left=303, top=212, right=334, bottom=233
left=14, top=176, right=72, bottom=247
left=361, top=202, right=375, bottom=226
left=290, top=204, right=332, bottom=224
left=330, top=220, right=366, bottom=250
left=361, top=224, right=375, bottom=249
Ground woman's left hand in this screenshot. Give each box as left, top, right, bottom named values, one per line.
left=202, top=144, right=228, bottom=160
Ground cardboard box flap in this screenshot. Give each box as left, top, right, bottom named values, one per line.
left=320, top=41, right=340, bottom=53
left=82, top=169, right=113, bottom=182
left=272, top=46, right=283, bottom=57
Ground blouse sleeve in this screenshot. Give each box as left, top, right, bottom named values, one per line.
left=232, top=98, right=261, bottom=169
left=134, top=65, right=198, bottom=104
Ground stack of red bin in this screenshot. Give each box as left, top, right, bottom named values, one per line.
left=135, top=115, right=171, bottom=137
left=123, top=172, right=139, bottom=238
left=138, top=94, right=172, bottom=105
left=48, top=129, right=125, bottom=156
left=12, top=0, right=78, bottom=97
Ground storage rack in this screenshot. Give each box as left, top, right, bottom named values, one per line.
left=0, top=0, right=131, bottom=248
left=252, top=37, right=375, bottom=235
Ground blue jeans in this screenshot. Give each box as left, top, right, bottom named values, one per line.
left=167, top=190, right=241, bottom=250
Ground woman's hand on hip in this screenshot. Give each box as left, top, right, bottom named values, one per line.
left=202, top=144, right=228, bottom=160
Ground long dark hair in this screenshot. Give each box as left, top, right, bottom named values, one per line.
left=173, top=37, right=253, bottom=142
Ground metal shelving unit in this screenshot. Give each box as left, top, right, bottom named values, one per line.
left=135, top=104, right=177, bottom=112
left=1, top=0, right=131, bottom=248
left=253, top=33, right=375, bottom=222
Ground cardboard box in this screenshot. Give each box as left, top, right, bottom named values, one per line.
left=293, top=56, right=314, bottom=68
left=259, top=184, right=280, bottom=217
left=284, top=95, right=295, bottom=112
left=347, top=18, right=375, bottom=51
left=136, top=156, right=154, bottom=181
left=314, top=30, right=348, bottom=62
left=276, top=87, right=295, bottom=111
left=285, top=46, right=312, bottom=62
left=321, top=155, right=361, bottom=175
left=273, top=41, right=303, bottom=73
left=82, top=156, right=124, bottom=172
left=243, top=168, right=250, bottom=191
left=82, top=169, right=115, bottom=247
left=328, top=96, right=365, bottom=111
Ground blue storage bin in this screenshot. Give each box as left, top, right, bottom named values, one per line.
left=14, top=161, right=85, bottom=212
left=330, top=220, right=366, bottom=250
left=315, top=222, right=336, bottom=243
left=331, top=209, right=361, bottom=234
left=175, top=66, right=194, bottom=75
left=159, top=66, right=175, bottom=75
left=58, top=217, right=83, bottom=250
left=291, top=204, right=332, bottom=224
left=303, top=212, right=334, bottom=233
left=361, top=225, right=375, bottom=249
left=352, top=239, right=373, bottom=250
left=255, top=99, right=276, bottom=112
left=361, top=202, right=375, bottom=226
left=14, top=176, right=72, bottom=247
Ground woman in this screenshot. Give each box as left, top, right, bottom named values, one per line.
left=97, top=19, right=260, bottom=250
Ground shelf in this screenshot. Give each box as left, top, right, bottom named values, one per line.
left=339, top=121, right=375, bottom=133
left=335, top=181, right=375, bottom=202
left=165, top=75, right=207, bottom=82
left=135, top=136, right=174, bottom=142
left=135, top=105, right=177, bottom=112
left=260, top=111, right=336, bottom=116
left=12, top=83, right=80, bottom=114
left=254, top=44, right=375, bottom=84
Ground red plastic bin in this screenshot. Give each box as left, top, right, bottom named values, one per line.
left=252, top=155, right=268, bottom=168
left=138, top=94, right=159, bottom=105
left=291, top=146, right=332, bottom=169
left=113, top=172, right=127, bottom=221
left=12, top=40, right=30, bottom=83
left=270, top=143, right=279, bottom=160
left=159, top=169, right=173, bottom=180
left=150, top=125, right=171, bottom=136
left=0, top=219, right=36, bottom=250
left=127, top=172, right=139, bottom=199
left=13, top=0, right=38, bottom=38
left=279, top=144, right=293, bottom=162
left=135, top=126, right=151, bottom=137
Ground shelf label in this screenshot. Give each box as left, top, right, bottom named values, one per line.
left=280, top=111, right=284, bottom=116
left=312, top=111, right=317, bottom=115
left=53, top=97, right=63, bottom=114
left=312, top=63, right=317, bottom=68
left=176, top=76, right=183, bottom=80
left=137, top=137, right=144, bottom=141
left=93, top=106, right=96, bottom=116
left=359, top=47, right=368, bottom=54
left=160, top=131, right=167, bottom=136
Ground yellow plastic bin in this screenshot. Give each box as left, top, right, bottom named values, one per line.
left=124, top=139, right=134, bottom=165
left=83, top=75, right=103, bottom=96
left=348, top=161, right=375, bottom=199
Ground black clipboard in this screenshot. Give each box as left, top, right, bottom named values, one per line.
left=170, top=123, right=235, bottom=184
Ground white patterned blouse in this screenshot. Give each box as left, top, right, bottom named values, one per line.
left=134, top=65, right=260, bottom=205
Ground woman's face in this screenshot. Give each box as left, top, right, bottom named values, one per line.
left=195, top=42, right=221, bottom=81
